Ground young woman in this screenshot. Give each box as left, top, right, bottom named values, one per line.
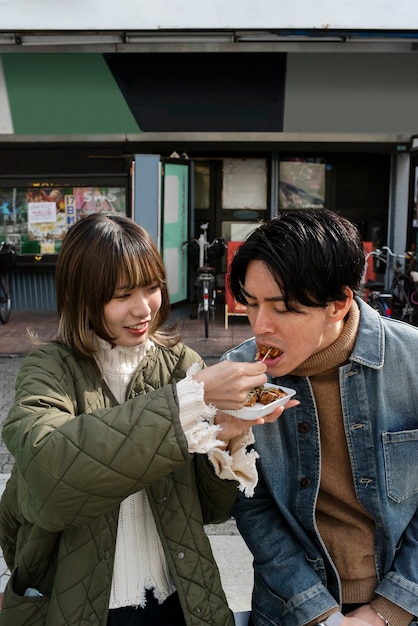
left=0, top=213, right=290, bottom=626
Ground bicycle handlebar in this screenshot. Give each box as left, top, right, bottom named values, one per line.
left=365, top=246, right=415, bottom=261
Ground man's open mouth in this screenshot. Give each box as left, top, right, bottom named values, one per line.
left=255, top=345, right=283, bottom=361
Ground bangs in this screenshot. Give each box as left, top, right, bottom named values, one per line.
left=114, top=244, right=166, bottom=292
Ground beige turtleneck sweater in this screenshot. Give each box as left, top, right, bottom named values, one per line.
left=292, top=302, right=412, bottom=626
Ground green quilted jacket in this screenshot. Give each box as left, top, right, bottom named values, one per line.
left=0, top=341, right=237, bottom=626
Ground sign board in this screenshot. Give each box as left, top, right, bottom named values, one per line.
left=225, top=241, right=248, bottom=328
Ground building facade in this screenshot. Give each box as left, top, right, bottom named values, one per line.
left=1, top=1, right=418, bottom=309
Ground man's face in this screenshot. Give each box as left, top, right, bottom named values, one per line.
left=243, top=260, right=347, bottom=377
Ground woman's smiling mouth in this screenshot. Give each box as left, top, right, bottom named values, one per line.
left=125, top=322, right=149, bottom=335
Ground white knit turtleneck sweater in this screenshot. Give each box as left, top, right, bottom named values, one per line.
left=95, top=337, right=258, bottom=610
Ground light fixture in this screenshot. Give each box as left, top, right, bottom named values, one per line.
left=17, top=33, right=124, bottom=46
left=0, top=33, right=16, bottom=45
left=234, top=30, right=343, bottom=42
left=348, top=36, right=418, bottom=43
left=125, top=31, right=234, bottom=44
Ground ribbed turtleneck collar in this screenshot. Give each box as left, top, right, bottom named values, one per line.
left=291, top=301, right=360, bottom=378
left=94, top=336, right=154, bottom=377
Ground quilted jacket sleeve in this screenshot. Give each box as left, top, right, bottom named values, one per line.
left=2, top=343, right=191, bottom=532
left=194, top=454, right=238, bottom=525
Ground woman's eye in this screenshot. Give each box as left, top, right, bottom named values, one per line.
left=113, top=290, right=131, bottom=299
left=148, top=283, right=160, bottom=293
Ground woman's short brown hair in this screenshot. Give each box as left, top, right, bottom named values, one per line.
left=56, top=213, right=173, bottom=357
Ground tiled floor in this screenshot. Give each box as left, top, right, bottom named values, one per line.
left=0, top=310, right=59, bottom=356
left=0, top=303, right=253, bottom=358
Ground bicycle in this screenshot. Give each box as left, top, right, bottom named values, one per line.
left=184, top=223, right=226, bottom=338
left=364, top=280, right=392, bottom=317
left=363, top=246, right=418, bottom=325
left=0, top=243, right=16, bottom=324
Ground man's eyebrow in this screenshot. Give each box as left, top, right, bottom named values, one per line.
left=241, top=286, right=284, bottom=302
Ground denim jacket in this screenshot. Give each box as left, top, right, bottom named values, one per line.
left=222, top=298, right=418, bottom=626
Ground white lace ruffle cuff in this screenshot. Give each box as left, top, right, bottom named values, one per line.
left=177, top=363, right=259, bottom=497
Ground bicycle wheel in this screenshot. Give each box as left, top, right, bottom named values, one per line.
left=203, top=279, right=210, bottom=338
left=204, top=308, right=209, bottom=338
left=370, top=300, right=386, bottom=317
left=0, top=273, right=11, bottom=324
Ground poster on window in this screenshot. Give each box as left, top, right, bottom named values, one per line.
left=74, top=187, right=126, bottom=218
left=27, top=189, right=67, bottom=253
left=0, top=186, right=127, bottom=254
left=279, top=160, right=326, bottom=209
left=222, top=159, right=267, bottom=210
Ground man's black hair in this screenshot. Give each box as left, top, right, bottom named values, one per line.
left=228, top=208, right=365, bottom=311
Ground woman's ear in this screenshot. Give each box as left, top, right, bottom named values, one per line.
left=331, top=287, right=354, bottom=321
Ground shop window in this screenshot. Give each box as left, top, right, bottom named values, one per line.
left=0, top=186, right=127, bottom=254
left=194, top=163, right=211, bottom=210
left=279, top=158, right=326, bottom=209
left=222, top=158, right=268, bottom=211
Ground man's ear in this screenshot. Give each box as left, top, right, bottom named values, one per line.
left=331, top=287, right=353, bottom=321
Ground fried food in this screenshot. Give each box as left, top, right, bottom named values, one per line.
left=244, top=388, right=260, bottom=407
left=258, top=387, right=287, bottom=404
left=244, top=385, right=287, bottom=407
left=255, top=345, right=282, bottom=361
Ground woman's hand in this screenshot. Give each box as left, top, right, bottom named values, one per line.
left=214, top=397, right=299, bottom=444
left=194, top=360, right=268, bottom=409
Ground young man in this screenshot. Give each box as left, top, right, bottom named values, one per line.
left=222, top=209, right=418, bottom=626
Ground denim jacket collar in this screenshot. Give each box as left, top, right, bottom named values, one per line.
left=350, top=296, right=385, bottom=369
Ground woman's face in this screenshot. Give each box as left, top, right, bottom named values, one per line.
left=103, top=281, right=162, bottom=347
left=243, top=260, right=349, bottom=376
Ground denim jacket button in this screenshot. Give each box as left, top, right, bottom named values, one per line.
left=300, top=477, right=311, bottom=488
left=298, top=422, right=310, bottom=433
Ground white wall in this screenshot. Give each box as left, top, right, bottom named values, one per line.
left=0, top=0, right=418, bottom=30
left=0, top=58, right=12, bottom=134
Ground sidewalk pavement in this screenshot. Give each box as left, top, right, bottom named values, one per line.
left=0, top=304, right=255, bottom=615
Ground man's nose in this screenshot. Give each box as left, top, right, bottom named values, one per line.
left=251, top=308, right=275, bottom=334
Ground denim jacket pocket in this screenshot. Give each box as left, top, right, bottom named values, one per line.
left=382, top=429, right=418, bottom=502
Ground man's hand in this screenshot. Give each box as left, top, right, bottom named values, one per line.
left=214, top=397, right=299, bottom=444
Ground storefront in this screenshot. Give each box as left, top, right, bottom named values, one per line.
left=0, top=46, right=416, bottom=310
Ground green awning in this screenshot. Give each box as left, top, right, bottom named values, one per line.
left=1, top=53, right=141, bottom=134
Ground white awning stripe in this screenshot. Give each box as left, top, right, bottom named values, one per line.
left=0, top=57, right=13, bottom=133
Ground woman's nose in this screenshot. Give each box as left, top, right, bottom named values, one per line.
left=131, top=291, right=151, bottom=316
